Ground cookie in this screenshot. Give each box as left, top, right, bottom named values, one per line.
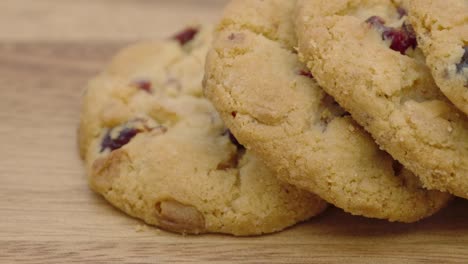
left=295, top=0, right=468, bottom=198
left=78, top=26, right=328, bottom=236
left=406, top=0, right=468, bottom=115
left=204, top=0, right=451, bottom=222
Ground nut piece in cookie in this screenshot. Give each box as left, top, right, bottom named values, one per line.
left=155, top=200, right=206, bottom=234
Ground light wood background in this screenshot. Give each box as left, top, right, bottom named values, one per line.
left=1, top=1, right=468, bottom=263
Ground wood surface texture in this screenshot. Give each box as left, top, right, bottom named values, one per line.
left=1, top=1, right=467, bottom=263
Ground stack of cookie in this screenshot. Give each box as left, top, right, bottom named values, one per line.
left=79, top=0, right=468, bottom=236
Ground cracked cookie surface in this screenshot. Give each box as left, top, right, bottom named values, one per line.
left=296, top=0, right=468, bottom=198
left=78, top=26, right=327, bottom=236
left=406, top=0, right=468, bottom=115
left=203, top=0, right=451, bottom=222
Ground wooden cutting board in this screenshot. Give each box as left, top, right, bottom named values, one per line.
left=1, top=1, right=467, bottom=263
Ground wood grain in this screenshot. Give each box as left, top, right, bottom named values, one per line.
left=0, top=1, right=468, bottom=263
left=0, top=0, right=228, bottom=41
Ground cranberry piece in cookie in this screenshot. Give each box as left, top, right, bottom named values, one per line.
left=100, top=119, right=167, bottom=152
left=101, top=127, right=142, bottom=152
left=382, top=23, right=417, bottom=55
left=172, top=27, right=199, bottom=46
left=299, top=69, right=314, bottom=79
left=132, top=79, right=152, bottom=93
left=456, top=46, right=468, bottom=73
left=100, top=119, right=164, bottom=153
left=366, top=16, right=417, bottom=55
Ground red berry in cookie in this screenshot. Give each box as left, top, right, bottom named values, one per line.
left=172, top=27, right=199, bottom=46
left=382, top=23, right=417, bottom=55
left=101, top=127, right=142, bottom=152
left=100, top=119, right=167, bottom=152
left=132, top=79, right=152, bottom=93
left=366, top=16, right=417, bottom=55
left=299, top=69, right=314, bottom=79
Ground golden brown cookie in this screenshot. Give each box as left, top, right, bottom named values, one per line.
left=406, top=0, right=468, bottom=115
left=296, top=0, right=468, bottom=198
left=78, top=26, right=327, bottom=236
left=203, top=0, right=451, bottom=222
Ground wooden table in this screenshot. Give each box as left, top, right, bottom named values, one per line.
left=1, top=1, right=467, bottom=263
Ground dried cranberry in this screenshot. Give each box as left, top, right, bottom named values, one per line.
left=101, top=127, right=142, bottom=152
left=366, top=15, right=417, bottom=55
left=456, top=46, right=468, bottom=73
left=133, top=80, right=152, bottom=93
left=172, top=27, right=199, bottom=46
left=382, top=23, right=417, bottom=55
left=299, top=69, right=314, bottom=79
